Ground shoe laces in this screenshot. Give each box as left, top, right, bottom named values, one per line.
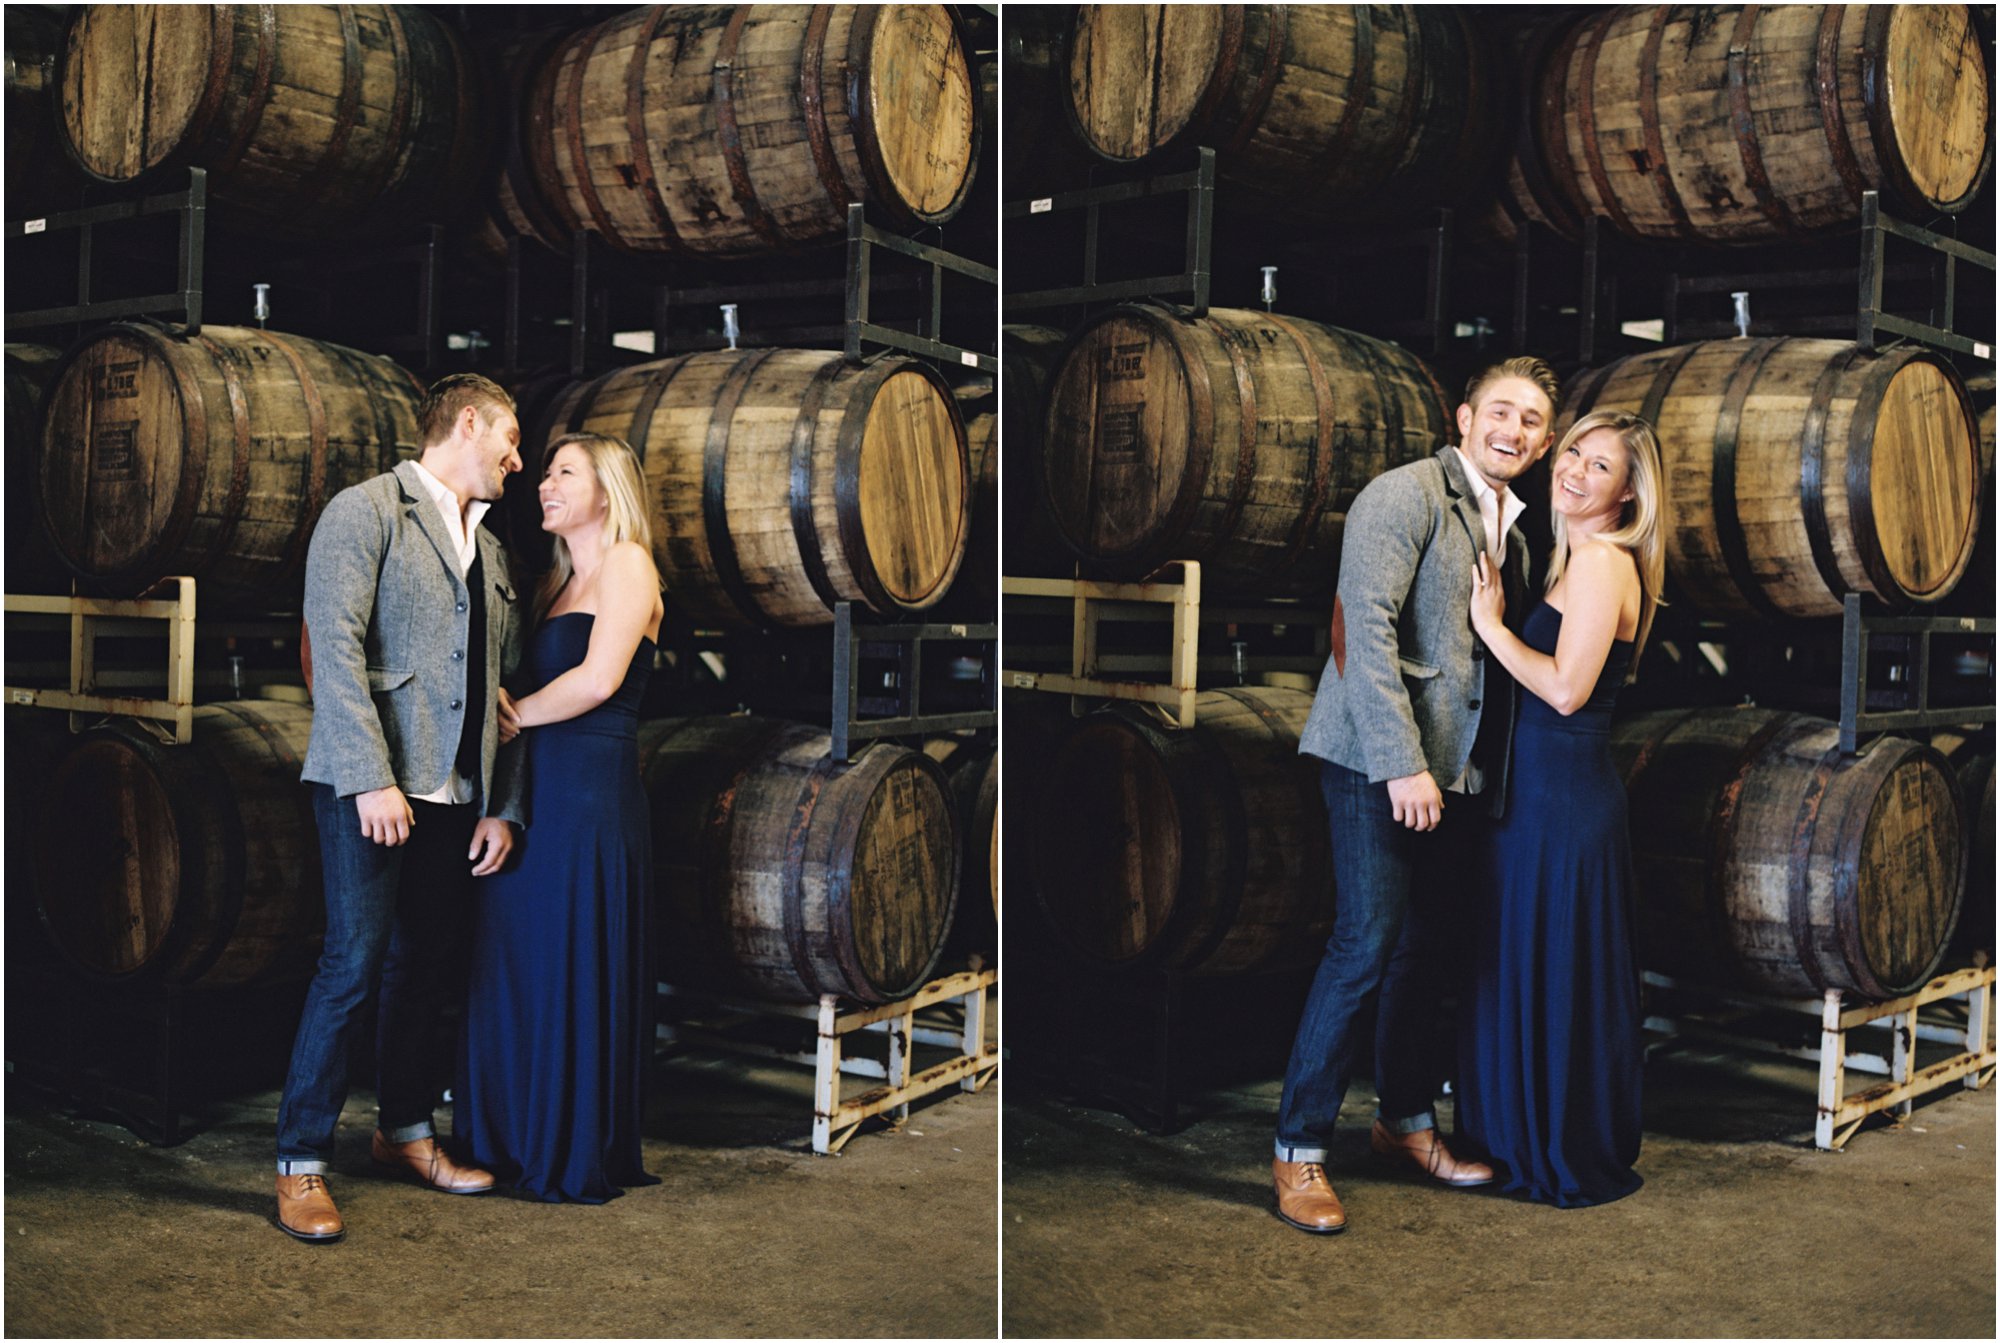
left=294, top=1174, right=328, bottom=1194
left=1298, top=1162, right=1333, bottom=1190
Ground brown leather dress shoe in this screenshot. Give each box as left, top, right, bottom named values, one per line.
left=1369, top=1120, right=1495, bottom=1187
left=275, top=1173, right=345, bottom=1241
left=370, top=1132, right=495, bottom=1194
left=1272, top=1158, right=1348, bottom=1234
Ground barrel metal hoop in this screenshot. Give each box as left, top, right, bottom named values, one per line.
left=1797, top=342, right=1871, bottom=606
left=336, top=3, right=415, bottom=220
left=1710, top=337, right=1791, bottom=621
left=435, top=17, right=483, bottom=206
left=799, top=5, right=859, bottom=219
left=1635, top=5, right=1695, bottom=236
left=260, top=331, right=330, bottom=599
left=1223, top=3, right=1287, bottom=157
left=183, top=330, right=255, bottom=587
left=562, top=15, right=625, bottom=245
left=511, top=29, right=581, bottom=246
left=1107, top=707, right=1215, bottom=973
left=1516, top=17, right=1588, bottom=237
left=1264, top=313, right=1336, bottom=580
left=1133, top=309, right=1215, bottom=572
left=1710, top=713, right=1802, bottom=991
left=1177, top=3, right=1244, bottom=153
left=1842, top=347, right=1907, bottom=605
left=1724, top=7, right=1802, bottom=236
left=1573, top=9, right=1643, bottom=240
left=622, top=354, right=694, bottom=467
left=1564, top=358, right=1620, bottom=429
left=623, top=5, right=686, bottom=254
left=1301, top=4, right=1374, bottom=193
left=830, top=357, right=907, bottom=614
left=205, top=6, right=278, bottom=180
left=848, top=750, right=957, bottom=1000
left=1783, top=729, right=1845, bottom=996
left=788, top=355, right=853, bottom=615
left=1828, top=739, right=1894, bottom=998
left=1637, top=340, right=1705, bottom=433
left=177, top=4, right=244, bottom=174
left=780, top=750, right=846, bottom=1003
left=713, top=5, right=788, bottom=252
left=703, top=349, right=783, bottom=629
left=1859, top=5, right=1925, bottom=214
left=1617, top=706, right=1711, bottom=799
left=1813, top=3, right=1869, bottom=207
left=290, top=3, right=368, bottom=220
left=841, top=4, right=904, bottom=224
left=564, top=364, right=629, bottom=435
left=1199, top=314, right=1261, bottom=569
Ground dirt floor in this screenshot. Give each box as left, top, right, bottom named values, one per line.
left=1003, top=1045, right=1996, bottom=1339
left=4, top=1023, right=998, bottom=1338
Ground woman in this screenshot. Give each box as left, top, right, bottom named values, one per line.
left=459, top=432, right=665, bottom=1203
left=1458, top=409, right=1667, bottom=1208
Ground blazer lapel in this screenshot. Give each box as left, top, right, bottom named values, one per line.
left=1435, top=447, right=1494, bottom=563
left=395, top=460, right=467, bottom=595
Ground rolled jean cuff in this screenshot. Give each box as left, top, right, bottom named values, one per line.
left=382, top=1120, right=434, bottom=1145
left=1274, top=1141, right=1329, bottom=1163
left=276, top=1159, right=330, bottom=1176
left=1378, top=1110, right=1435, bottom=1135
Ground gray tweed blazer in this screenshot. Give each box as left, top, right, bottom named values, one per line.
left=299, top=460, right=526, bottom=824
left=1297, top=445, right=1527, bottom=816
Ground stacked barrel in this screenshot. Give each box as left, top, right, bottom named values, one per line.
left=1003, top=2, right=1993, bottom=1009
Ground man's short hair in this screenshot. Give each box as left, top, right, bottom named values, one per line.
left=416, top=373, right=516, bottom=447
left=1462, top=356, right=1562, bottom=420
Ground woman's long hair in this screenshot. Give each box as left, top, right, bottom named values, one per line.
left=531, top=432, right=661, bottom=624
left=1543, top=410, right=1668, bottom=673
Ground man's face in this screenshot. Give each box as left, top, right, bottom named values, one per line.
left=465, top=405, right=523, bottom=502
left=1454, top=376, right=1555, bottom=492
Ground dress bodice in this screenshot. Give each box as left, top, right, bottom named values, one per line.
left=521, top=612, right=653, bottom=736
left=1516, top=600, right=1632, bottom=733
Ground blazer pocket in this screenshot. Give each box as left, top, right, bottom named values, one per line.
left=1396, top=657, right=1440, bottom=680
left=366, top=666, right=414, bottom=692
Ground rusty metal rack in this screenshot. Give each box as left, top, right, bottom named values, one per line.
left=3, top=577, right=199, bottom=744
left=1002, top=146, right=1217, bottom=318
left=1643, top=966, right=1996, bottom=1151
left=1838, top=600, right=1996, bottom=753
left=258, top=222, right=448, bottom=373
left=5, top=166, right=207, bottom=335
left=829, top=602, right=995, bottom=762
left=655, top=969, right=998, bottom=1155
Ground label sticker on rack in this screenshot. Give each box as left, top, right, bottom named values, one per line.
left=24, top=219, right=44, bottom=234
left=1976, top=343, right=1992, bottom=359
left=1011, top=673, right=1037, bottom=688
left=960, top=351, right=979, bottom=367
left=1030, top=198, right=1052, bottom=214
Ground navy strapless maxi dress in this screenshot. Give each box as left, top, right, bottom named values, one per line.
left=460, top=613, right=660, bottom=1203
left=1458, top=600, right=1644, bottom=1208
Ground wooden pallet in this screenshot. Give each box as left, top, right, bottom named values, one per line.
left=1001, top=561, right=1201, bottom=726
left=657, top=968, right=998, bottom=1155
left=1644, top=965, right=1996, bottom=1150
left=4, top=578, right=198, bottom=742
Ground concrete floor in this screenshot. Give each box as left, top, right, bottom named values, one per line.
left=1004, top=1048, right=1996, bottom=1339
left=5, top=1043, right=998, bottom=1338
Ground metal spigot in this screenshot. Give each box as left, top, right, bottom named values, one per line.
left=1731, top=291, right=1751, bottom=338
left=253, top=283, right=271, bottom=328
left=721, top=304, right=740, bottom=350
left=1260, top=266, right=1278, bottom=311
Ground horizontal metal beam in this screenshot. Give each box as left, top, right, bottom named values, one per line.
left=849, top=322, right=997, bottom=372
left=1003, top=168, right=1209, bottom=218
left=1865, top=311, right=1994, bottom=359
left=1003, top=274, right=1205, bottom=313
left=7, top=292, right=190, bottom=331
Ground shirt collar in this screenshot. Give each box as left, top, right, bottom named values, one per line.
left=409, top=459, right=491, bottom=536
left=1451, top=445, right=1526, bottom=541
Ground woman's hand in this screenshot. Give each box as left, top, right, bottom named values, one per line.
left=1470, top=552, right=1505, bottom=634
left=496, top=687, right=523, bottom=743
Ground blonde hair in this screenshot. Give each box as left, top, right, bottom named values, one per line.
left=532, top=432, right=662, bottom=624
left=1544, top=410, right=1669, bottom=673
left=1463, top=355, right=1563, bottom=423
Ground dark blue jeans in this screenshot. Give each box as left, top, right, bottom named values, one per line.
left=276, top=784, right=479, bottom=1173
left=1274, top=759, right=1472, bottom=1162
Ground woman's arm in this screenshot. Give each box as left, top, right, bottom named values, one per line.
left=1469, top=538, right=1635, bottom=716
left=513, top=542, right=660, bottom=728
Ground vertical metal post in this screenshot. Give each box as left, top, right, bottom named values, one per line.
left=652, top=285, right=671, bottom=359
left=505, top=234, right=524, bottom=372
left=1580, top=215, right=1603, bottom=366
left=1840, top=594, right=1865, bottom=753
left=570, top=230, right=592, bottom=377
left=1911, top=626, right=1932, bottom=717
left=832, top=601, right=855, bottom=761
left=1186, top=146, right=1215, bottom=315
left=1661, top=274, right=1679, bottom=345
left=844, top=204, right=868, bottom=365
left=1083, top=203, right=1101, bottom=291
left=76, top=217, right=93, bottom=318
left=1511, top=220, right=1532, bottom=351
left=1942, top=253, right=1957, bottom=332
left=418, top=224, right=443, bottom=373
left=905, top=634, right=923, bottom=722
left=181, top=167, right=206, bottom=334
left=1428, top=208, right=1453, bottom=357
left=1857, top=191, right=1884, bottom=350
left=924, top=259, right=942, bottom=340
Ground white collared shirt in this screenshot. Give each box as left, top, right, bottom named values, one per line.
left=1448, top=447, right=1524, bottom=796
left=406, top=460, right=491, bottom=806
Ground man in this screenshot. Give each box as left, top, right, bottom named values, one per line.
left=275, top=373, right=528, bottom=1242
left=1272, top=357, right=1561, bottom=1234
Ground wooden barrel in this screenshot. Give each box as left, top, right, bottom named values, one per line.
left=546, top=349, right=969, bottom=630
left=1042, top=304, right=1451, bottom=593
left=4, top=707, right=72, bottom=967
left=58, top=4, right=486, bottom=238
left=1527, top=4, right=1992, bottom=245
left=6, top=6, right=84, bottom=216
left=1031, top=686, right=1333, bottom=977
left=926, top=736, right=997, bottom=964
left=1565, top=338, right=1981, bottom=618
left=1001, top=324, right=1074, bottom=580
left=30, top=700, right=324, bottom=989
left=1933, top=729, right=1995, bottom=961
left=38, top=324, right=423, bottom=607
left=1064, top=4, right=1500, bottom=224
left=6, top=344, right=69, bottom=596
left=1611, top=708, right=1965, bottom=999
left=639, top=716, right=959, bottom=1005
left=934, top=398, right=996, bottom=617
left=515, top=4, right=978, bottom=259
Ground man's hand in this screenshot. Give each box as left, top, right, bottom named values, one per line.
left=469, top=817, right=514, bottom=876
left=1386, top=771, right=1443, bottom=832
left=497, top=687, right=523, bottom=744
left=355, top=785, right=414, bottom=846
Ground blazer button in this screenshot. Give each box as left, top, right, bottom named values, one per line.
left=452, top=649, right=464, bottom=661
left=1468, top=699, right=1482, bottom=711
left=450, top=699, right=463, bottom=711
left=456, top=602, right=467, bottom=613
left=1471, top=644, right=1485, bottom=660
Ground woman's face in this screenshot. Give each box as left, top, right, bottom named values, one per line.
left=537, top=443, right=606, bottom=536
left=1550, top=426, right=1633, bottom=527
